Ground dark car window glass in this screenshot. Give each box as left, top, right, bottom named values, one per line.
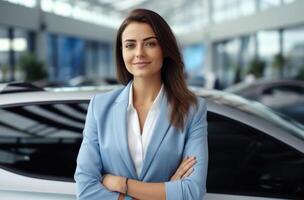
left=260, top=85, right=304, bottom=107
left=0, top=102, right=88, bottom=181
left=262, top=85, right=304, bottom=95
left=207, top=112, right=304, bottom=199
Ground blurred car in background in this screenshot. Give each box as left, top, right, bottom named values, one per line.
left=225, top=79, right=304, bottom=124
left=0, top=83, right=303, bottom=200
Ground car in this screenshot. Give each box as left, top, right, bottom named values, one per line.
left=0, top=83, right=303, bottom=200
left=225, top=79, right=304, bottom=125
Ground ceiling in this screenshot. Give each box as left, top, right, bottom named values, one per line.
left=69, top=0, right=209, bottom=35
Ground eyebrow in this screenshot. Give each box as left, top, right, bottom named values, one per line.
left=123, top=36, right=157, bottom=43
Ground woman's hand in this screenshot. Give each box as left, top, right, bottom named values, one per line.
left=103, top=176, right=139, bottom=200
left=118, top=193, right=125, bottom=200
left=170, top=156, right=196, bottom=181
left=102, top=174, right=126, bottom=193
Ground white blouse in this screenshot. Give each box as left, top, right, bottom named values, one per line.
left=127, top=83, right=164, bottom=177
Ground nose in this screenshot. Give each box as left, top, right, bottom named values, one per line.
left=135, top=44, right=145, bottom=58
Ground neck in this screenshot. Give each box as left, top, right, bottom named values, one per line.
left=132, top=76, right=162, bottom=105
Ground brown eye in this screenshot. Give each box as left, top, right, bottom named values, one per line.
left=125, top=43, right=135, bottom=49
left=145, top=41, right=157, bottom=47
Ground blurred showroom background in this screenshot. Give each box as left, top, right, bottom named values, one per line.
left=0, top=0, right=303, bottom=90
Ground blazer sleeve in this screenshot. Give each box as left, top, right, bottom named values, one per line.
left=165, top=99, right=208, bottom=200
left=74, top=95, right=120, bottom=200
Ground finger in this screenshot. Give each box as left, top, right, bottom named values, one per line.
left=179, top=159, right=196, bottom=176
left=181, top=167, right=194, bottom=179
left=179, top=156, right=189, bottom=166
left=180, top=157, right=196, bottom=171
left=171, top=157, right=196, bottom=181
left=183, top=158, right=196, bottom=169
left=183, top=156, right=189, bottom=161
left=179, top=156, right=195, bottom=170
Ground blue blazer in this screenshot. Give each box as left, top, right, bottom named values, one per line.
left=74, top=82, right=208, bottom=200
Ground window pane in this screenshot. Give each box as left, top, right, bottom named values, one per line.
left=259, top=0, right=281, bottom=11
left=48, top=34, right=85, bottom=83
left=212, top=0, right=240, bottom=23
left=257, top=30, right=280, bottom=78
left=0, top=27, right=9, bottom=82
left=207, top=112, right=304, bottom=198
left=214, top=39, right=241, bottom=88
left=283, top=26, right=304, bottom=80
left=14, top=28, right=30, bottom=81
left=183, top=44, right=206, bottom=86
left=240, top=0, right=256, bottom=16
left=283, top=0, right=295, bottom=4
left=0, top=102, right=88, bottom=180
left=240, top=35, right=256, bottom=80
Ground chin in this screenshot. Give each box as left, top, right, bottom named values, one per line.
left=130, top=68, right=161, bottom=80
left=133, top=73, right=150, bottom=79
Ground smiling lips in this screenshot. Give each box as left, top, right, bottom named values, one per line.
left=133, top=61, right=152, bottom=68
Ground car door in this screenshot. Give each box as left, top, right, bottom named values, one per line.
left=206, top=112, right=304, bottom=200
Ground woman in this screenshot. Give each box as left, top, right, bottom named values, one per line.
left=75, top=9, right=208, bottom=200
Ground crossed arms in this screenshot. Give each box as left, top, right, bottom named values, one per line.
left=74, top=97, right=208, bottom=200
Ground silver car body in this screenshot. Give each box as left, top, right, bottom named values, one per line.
left=0, top=86, right=303, bottom=200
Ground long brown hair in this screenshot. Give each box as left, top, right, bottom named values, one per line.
left=116, top=9, right=197, bottom=130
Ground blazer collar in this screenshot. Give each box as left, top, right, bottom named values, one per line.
left=113, top=81, right=138, bottom=178
left=139, top=93, right=170, bottom=180
left=113, top=81, right=171, bottom=180
left=115, top=81, right=132, bottom=103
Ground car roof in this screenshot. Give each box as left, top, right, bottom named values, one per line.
left=0, top=82, right=44, bottom=94
left=225, top=79, right=304, bottom=94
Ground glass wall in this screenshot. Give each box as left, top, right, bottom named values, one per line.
left=0, top=26, right=31, bottom=82
left=0, top=27, right=113, bottom=86
left=240, top=34, right=257, bottom=80
left=212, top=0, right=296, bottom=24
left=47, top=33, right=112, bottom=86
left=214, top=38, right=241, bottom=88
left=212, top=0, right=241, bottom=23
left=47, top=34, right=85, bottom=84
left=14, top=28, right=30, bottom=81
left=182, top=44, right=206, bottom=86
left=259, top=0, right=281, bottom=11
left=283, top=26, right=304, bottom=80
left=213, top=24, right=304, bottom=89
left=257, top=30, right=280, bottom=78
left=85, top=41, right=111, bottom=81
left=0, top=27, right=9, bottom=82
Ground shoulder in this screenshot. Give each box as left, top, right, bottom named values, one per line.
left=185, top=96, right=207, bottom=129
left=190, top=96, right=207, bottom=115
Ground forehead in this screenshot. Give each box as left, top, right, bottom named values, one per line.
left=122, top=22, right=156, bottom=40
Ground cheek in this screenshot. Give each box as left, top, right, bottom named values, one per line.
left=122, top=51, right=131, bottom=65
left=155, top=52, right=164, bottom=68
left=154, top=48, right=163, bottom=65
left=122, top=52, right=133, bottom=73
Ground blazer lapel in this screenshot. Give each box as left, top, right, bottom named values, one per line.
left=113, top=82, right=138, bottom=179
left=139, top=93, right=171, bottom=180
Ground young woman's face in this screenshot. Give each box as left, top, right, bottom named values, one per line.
left=121, top=22, right=163, bottom=80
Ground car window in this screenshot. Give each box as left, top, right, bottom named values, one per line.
left=260, top=85, right=304, bottom=108
left=207, top=112, right=304, bottom=199
left=0, top=102, right=88, bottom=181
